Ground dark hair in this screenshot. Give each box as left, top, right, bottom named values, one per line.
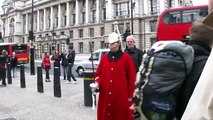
left=190, top=18, right=213, bottom=46
left=69, top=45, right=73, bottom=49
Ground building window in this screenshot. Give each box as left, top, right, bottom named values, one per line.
left=91, top=10, right=96, bottom=23
left=79, top=29, right=83, bottom=38
left=100, top=41, right=105, bottom=49
left=150, top=0, right=158, bottom=15
left=81, top=12, right=85, bottom=24
left=72, top=14, right=76, bottom=25
left=70, top=30, right=73, bottom=39
left=115, top=2, right=129, bottom=17
left=166, top=0, right=173, bottom=8
left=150, top=20, right=157, bottom=32
left=93, top=0, right=96, bottom=5
left=102, top=8, right=106, bottom=20
left=63, top=15, right=66, bottom=27
left=100, top=27, right=104, bottom=36
left=79, top=42, right=83, bottom=53
left=89, top=28, right=94, bottom=37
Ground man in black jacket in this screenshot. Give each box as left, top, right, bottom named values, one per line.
left=66, top=45, right=77, bottom=84
left=125, top=35, right=144, bottom=72
left=0, top=50, right=9, bottom=87
left=176, top=18, right=213, bottom=119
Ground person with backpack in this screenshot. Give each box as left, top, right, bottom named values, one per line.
left=10, top=52, right=18, bottom=78
left=66, top=45, right=77, bottom=84
left=42, top=52, right=51, bottom=82
left=125, top=35, right=144, bottom=72
left=60, top=50, right=68, bottom=80
left=90, top=32, right=136, bottom=120
left=51, top=50, right=61, bottom=76
left=176, top=18, right=213, bottom=120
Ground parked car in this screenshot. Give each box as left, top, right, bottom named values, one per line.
left=75, top=49, right=110, bottom=77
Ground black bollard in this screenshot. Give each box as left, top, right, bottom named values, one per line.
left=37, top=66, right=43, bottom=93
left=20, top=64, right=26, bottom=88
left=54, top=67, right=61, bottom=97
left=84, top=71, right=95, bottom=106
left=7, top=63, right=12, bottom=84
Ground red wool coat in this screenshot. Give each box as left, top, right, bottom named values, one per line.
left=95, top=52, right=136, bottom=120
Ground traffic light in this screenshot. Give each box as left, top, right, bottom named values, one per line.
left=122, top=28, right=131, bottom=42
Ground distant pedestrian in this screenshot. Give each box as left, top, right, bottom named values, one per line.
left=42, top=52, right=51, bottom=82
left=0, top=50, right=9, bottom=87
left=51, top=50, right=61, bottom=76
left=125, top=35, right=144, bottom=72
left=60, top=50, right=68, bottom=80
left=66, top=46, right=77, bottom=84
left=51, top=50, right=61, bottom=67
left=10, top=52, right=18, bottom=78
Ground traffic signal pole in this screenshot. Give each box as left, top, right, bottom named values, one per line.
left=30, top=0, right=35, bottom=75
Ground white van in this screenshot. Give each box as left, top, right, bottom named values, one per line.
left=75, top=49, right=110, bottom=77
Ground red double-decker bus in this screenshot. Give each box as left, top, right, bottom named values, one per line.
left=157, top=5, right=208, bottom=41
left=0, top=43, right=29, bottom=64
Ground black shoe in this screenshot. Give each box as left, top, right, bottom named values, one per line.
left=0, top=84, right=6, bottom=87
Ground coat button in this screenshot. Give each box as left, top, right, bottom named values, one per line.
left=109, top=92, right=111, bottom=94
left=110, top=80, right=112, bottom=82
left=111, top=68, right=113, bottom=70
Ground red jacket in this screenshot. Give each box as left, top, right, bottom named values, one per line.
left=95, top=52, right=136, bottom=120
left=42, top=55, right=51, bottom=69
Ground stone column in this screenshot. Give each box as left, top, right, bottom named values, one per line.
left=37, top=10, right=40, bottom=32
left=96, top=0, right=100, bottom=22
left=43, top=8, right=47, bottom=31
left=58, top=4, right=61, bottom=28
left=85, top=0, right=89, bottom=23
left=26, top=13, right=28, bottom=34
left=106, top=0, right=112, bottom=20
left=75, top=0, right=79, bottom=25
left=50, top=6, right=54, bottom=29
left=66, top=2, right=70, bottom=27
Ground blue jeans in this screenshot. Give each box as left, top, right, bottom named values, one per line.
left=67, top=63, right=76, bottom=81
left=12, top=67, right=16, bottom=78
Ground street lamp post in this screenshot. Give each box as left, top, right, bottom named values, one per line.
left=130, top=0, right=135, bottom=34
left=51, top=26, right=56, bottom=53
left=30, top=0, right=35, bottom=75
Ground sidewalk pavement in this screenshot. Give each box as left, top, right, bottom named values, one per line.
left=0, top=71, right=96, bottom=120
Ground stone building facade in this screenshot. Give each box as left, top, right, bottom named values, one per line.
left=0, top=0, right=192, bottom=59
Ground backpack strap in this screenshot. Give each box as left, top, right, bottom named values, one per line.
left=135, top=49, right=154, bottom=89
left=194, top=56, right=208, bottom=64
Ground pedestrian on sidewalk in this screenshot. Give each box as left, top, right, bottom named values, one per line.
left=60, top=50, right=68, bottom=80
left=51, top=50, right=61, bottom=76
left=125, top=35, right=144, bottom=72
left=42, top=52, right=51, bottom=82
left=66, top=45, right=77, bottom=84
left=10, top=52, right=18, bottom=78
left=0, top=50, right=9, bottom=87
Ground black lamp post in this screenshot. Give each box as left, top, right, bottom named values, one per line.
left=130, top=0, right=135, bottom=35
left=30, top=0, right=35, bottom=75
left=51, top=26, right=56, bottom=52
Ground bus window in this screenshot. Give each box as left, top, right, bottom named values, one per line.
left=163, top=11, right=181, bottom=24
left=12, top=45, right=27, bottom=54
left=182, top=9, right=207, bottom=23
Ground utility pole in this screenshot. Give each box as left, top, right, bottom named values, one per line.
left=30, top=0, right=35, bottom=75
left=130, top=0, right=134, bottom=34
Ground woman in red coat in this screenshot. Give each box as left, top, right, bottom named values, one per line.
left=42, top=52, right=51, bottom=82
left=94, top=32, right=136, bottom=120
